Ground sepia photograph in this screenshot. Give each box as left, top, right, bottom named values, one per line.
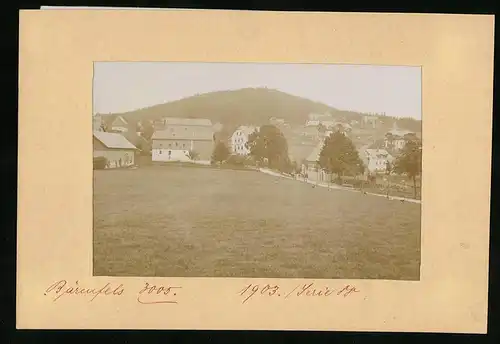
left=92, top=62, right=422, bottom=280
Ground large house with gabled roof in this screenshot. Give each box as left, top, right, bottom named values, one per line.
left=151, top=117, right=215, bottom=163
left=230, top=125, right=257, bottom=155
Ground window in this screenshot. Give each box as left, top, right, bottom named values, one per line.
left=175, top=142, right=178, bottom=147
left=182, top=143, right=186, bottom=148
left=168, top=143, right=172, bottom=148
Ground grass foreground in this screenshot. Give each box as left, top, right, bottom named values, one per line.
left=93, top=165, right=421, bottom=280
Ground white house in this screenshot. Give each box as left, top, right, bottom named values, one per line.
left=151, top=118, right=214, bottom=163
left=305, top=120, right=320, bottom=127
left=231, top=125, right=257, bottom=155
left=360, top=148, right=394, bottom=173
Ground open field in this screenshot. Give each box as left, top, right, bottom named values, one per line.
left=93, top=165, right=421, bottom=280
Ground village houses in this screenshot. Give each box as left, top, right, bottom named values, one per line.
left=384, top=123, right=417, bottom=152
left=151, top=117, right=214, bottom=164
left=93, top=131, right=138, bottom=168
left=230, top=125, right=257, bottom=155
left=359, top=148, right=394, bottom=174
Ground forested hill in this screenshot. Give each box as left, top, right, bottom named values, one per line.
left=100, top=88, right=354, bottom=125
left=99, top=87, right=421, bottom=132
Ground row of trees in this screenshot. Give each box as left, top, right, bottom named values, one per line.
left=211, top=124, right=422, bottom=197
left=210, top=125, right=296, bottom=173
left=317, top=130, right=422, bottom=198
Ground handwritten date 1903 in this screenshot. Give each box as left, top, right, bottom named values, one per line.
left=238, top=283, right=281, bottom=303
left=238, top=283, right=360, bottom=304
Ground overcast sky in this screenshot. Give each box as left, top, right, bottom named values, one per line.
left=93, top=62, right=421, bottom=120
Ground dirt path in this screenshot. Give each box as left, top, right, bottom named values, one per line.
left=258, top=168, right=421, bottom=204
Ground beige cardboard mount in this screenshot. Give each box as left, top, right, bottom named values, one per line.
left=17, top=9, right=494, bottom=332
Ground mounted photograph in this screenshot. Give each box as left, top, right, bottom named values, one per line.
left=92, top=62, right=422, bottom=280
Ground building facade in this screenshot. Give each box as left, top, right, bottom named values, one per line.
left=384, top=124, right=417, bottom=152
left=360, top=148, right=394, bottom=174
left=93, top=131, right=137, bottom=168
left=151, top=117, right=214, bottom=163
left=230, top=126, right=257, bottom=155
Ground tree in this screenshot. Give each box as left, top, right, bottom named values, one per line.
left=135, top=121, right=142, bottom=132
left=393, top=139, right=422, bottom=199
left=211, top=141, right=230, bottom=165
left=186, top=150, right=199, bottom=161
left=385, top=160, right=393, bottom=197
left=246, top=125, right=290, bottom=170
left=140, top=120, right=155, bottom=140
left=317, top=131, right=364, bottom=184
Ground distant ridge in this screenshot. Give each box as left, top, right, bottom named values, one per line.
left=98, top=87, right=421, bottom=132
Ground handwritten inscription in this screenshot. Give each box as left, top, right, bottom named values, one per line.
left=238, top=283, right=360, bottom=303
left=44, top=280, right=359, bottom=305
left=44, top=280, right=124, bottom=302
left=44, top=280, right=181, bottom=305
left=137, top=282, right=182, bottom=304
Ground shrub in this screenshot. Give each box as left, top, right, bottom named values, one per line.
left=93, top=156, right=107, bottom=170
left=226, top=154, right=247, bottom=167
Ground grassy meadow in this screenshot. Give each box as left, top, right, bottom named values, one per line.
left=93, top=165, right=421, bottom=280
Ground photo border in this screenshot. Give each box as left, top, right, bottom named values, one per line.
left=17, top=9, right=494, bottom=333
